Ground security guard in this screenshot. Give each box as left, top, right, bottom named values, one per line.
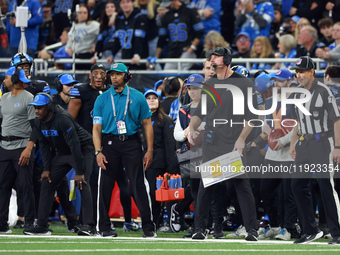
left=93, top=63, right=155, bottom=237
left=289, top=56, right=340, bottom=245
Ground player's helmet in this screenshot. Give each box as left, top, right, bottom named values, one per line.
left=10, top=53, right=35, bottom=76
left=231, top=65, right=251, bottom=78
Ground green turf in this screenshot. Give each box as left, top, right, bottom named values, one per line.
left=0, top=222, right=338, bottom=255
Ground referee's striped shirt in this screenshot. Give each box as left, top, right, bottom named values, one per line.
left=291, top=80, right=340, bottom=135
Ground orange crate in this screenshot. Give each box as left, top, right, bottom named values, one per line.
left=155, top=173, right=185, bottom=202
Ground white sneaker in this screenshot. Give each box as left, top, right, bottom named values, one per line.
left=226, top=225, right=247, bottom=238
left=258, top=226, right=281, bottom=239
left=275, top=228, right=291, bottom=240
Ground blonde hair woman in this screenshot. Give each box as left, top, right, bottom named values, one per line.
left=250, top=36, right=274, bottom=70
left=203, top=30, right=230, bottom=57
left=295, top=17, right=310, bottom=41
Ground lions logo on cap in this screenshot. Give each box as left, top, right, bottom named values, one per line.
left=297, top=59, right=302, bottom=65
left=113, top=64, right=118, bottom=68
left=67, top=74, right=72, bottom=80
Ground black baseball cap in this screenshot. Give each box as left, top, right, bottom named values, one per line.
left=211, top=47, right=228, bottom=56
left=90, top=64, right=106, bottom=73
left=291, top=56, right=316, bottom=70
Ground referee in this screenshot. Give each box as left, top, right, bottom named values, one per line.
left=289, top=56, right=340, bottom=244
left=92, top=63, right=155, bottom=238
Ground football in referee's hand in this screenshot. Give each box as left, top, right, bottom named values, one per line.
left=281, top=118, right=296, bottom=133
left=268, top=129, right=285, bottom=150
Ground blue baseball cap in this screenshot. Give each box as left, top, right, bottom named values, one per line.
left=254, top=73, right=273, bottom=92
left=236, top=31, right=250, bottom=39
left=28, top=94, right=50, bottom=106
left=270, top=69, right=292, bottom=81
left=17, top=68, right=31, bottom=84
left=185, top=74, right=204, bottom=87
left=154, top=79, right=164, bottom=91
left=58, top=74, right=79, bottom=85
left=291, top=15, right=300, bottom=23
left=144, top=89, right=158, bottom=98
left=5, top=67, right=16, bottom=76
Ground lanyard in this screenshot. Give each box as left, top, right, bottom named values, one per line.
left=110, top=86, right=130, bottom=121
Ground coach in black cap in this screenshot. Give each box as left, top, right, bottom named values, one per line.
left=289, top=56, right=340, bottom=244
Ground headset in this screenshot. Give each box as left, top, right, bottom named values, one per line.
left=221, top=47, right=232, bottom=66
left=11, top=67, right=22, bottom=84
left=55, top=74, right=64, bottom=93
left=164, top=76, right=177, bottom=95
left=123, top=70, right=132, bottom=83
left=36, top=92, right=54, bottom=112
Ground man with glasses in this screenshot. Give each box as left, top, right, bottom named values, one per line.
left=232, top=32, right=251, bottom=67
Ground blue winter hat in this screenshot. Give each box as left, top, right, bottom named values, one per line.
left=254, top=73, right=272, bottom=92
left=58, top=74, right=79, bottom=85
left=270, top=69, right=292, bottom=81
left=28, top=94, right=50, bottom=106
left=5, top=67, right=16, bottom=76
left=144, top=89, right=158, bottom=98
left=185, top=74, right=204, bottom=87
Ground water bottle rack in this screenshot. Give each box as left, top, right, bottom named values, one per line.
left=155, top=173, right=185, bottom=202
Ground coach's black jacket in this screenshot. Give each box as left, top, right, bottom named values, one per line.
left=34, top=105, right=94, bottom=175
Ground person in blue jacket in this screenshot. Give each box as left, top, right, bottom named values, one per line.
left=7, top=0, right=43, bottom=57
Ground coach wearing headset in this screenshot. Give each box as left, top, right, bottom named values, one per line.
left=188, top=47, right=259, bottom=240
left=52, top=74, right=79, bottom=110
left=92, top=63, right=155, bottom=238
left=23, top=93, right=95, bottom=236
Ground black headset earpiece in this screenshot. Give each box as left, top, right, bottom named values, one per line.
left=165, top=76, right=176, bottom=95
left=36, top=92, right=54, bottom=112
left=55, top=74, right=64, bottom=93
left=11, top=67, right=22, bottom=84
left=123, top=71, right=132, bottom=83
left=223, top=48, right=232, bottom=66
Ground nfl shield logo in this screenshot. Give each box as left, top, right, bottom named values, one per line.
left=113, top=64, right=118, bottom=68
left=297, top=59, right=302, bottom=65
left=189, top=76, right=195, bottom=82
left=276, top=70, right=281, bottom=75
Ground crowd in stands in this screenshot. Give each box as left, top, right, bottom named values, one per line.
left=1, top=0, right=340, bottom=245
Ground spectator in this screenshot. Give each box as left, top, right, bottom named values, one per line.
left=315, top=22, right=340, bottom=65
left=90, top=0, right=118, bottom=69
left=220, top=0, right=236, bottom=45
left=7, top=0, right=43, bottom=57
left=318, top=17, right=334, bottom=46
left=52, top=0, right=80, bottom=39
left=107, top=0, right=149, bottom=70
left=134, top=0, right=160, bottom=58
left=161, top=76, right=182, bottom=115
left=268, top=4, right=283, bottom=51
left=0, top=0, right=9, bottom=60
left=272, top=34, right=297, bottom=69
left=289, top=0, right=324, bottom=28
left=143, top=89, right=177, bottom=228
left=296, top=25, right=324, bottom=58
left=250, top=36, right=274, bottom=70
left=324, top=0, right=340, bottom=23
left=202, top=30, right=230, bottom=58
left=65, top=4, right=100, bottom=70
left=232, top=32, right=251, bottom=67
left=38, top=27, right=72, bottom=70
left=38, top=1, right=56, bottom=50
left=235, top=0, right=274, bottom=44
left=190, top=0, right=222, bottom=39
left=294, top=17, right=311, bottom=41
left=152, top=0, right=205, bottom=70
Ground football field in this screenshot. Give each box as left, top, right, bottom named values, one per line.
left=0, top=223, right=339, bottom=255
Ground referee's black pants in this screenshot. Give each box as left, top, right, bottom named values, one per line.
left=37, top=151, right=94, bottom=227
left=0, top=147, right=35, bottom=227
left=97, top=134, right=154, bottom=232
left=292, top=137, right=340, bottom=237
left=195, top=143, right=258, bottom=232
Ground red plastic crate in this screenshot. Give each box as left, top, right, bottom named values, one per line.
left=155, top=173, right=185, bottom=202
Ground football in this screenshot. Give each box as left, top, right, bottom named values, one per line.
left=281, top=118, right=296, bottom=133
left=268, top=129, right=285, bottom=150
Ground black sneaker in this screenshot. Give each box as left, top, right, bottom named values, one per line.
left=98, top=229, right=118, bottom=237
left=23, top=225, right=51, bottom=235
left=213, top=224, right=224, bottom=239
left=328, top=236, right=340, bottom=245
left=0, top=224, right=12, bottom=234
left=192, top=229, right=207, bottom=240
left=183, top=232, right=193, bottom=238
left=170, top=203, right=181, bottom=233
left=77, top=225, right=96, bottom=236
left=142, top=231, right=157, bottom=238
left=294, top=230, right=323, bottom=244
left=13, top=220, right=24, bottom=229
left=245, top=229, right=258, bottom=241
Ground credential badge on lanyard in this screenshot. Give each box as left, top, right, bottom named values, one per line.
left=110, top=87, right=130, bottom=135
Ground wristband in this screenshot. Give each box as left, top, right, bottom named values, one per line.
left=190, top=45, right=197, bottom=51
left=253, top=135, right=267, bottom=149
left=335, top=146, right=340, bottom=149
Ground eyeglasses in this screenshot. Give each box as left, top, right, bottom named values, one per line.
left=238, top=38, right=248, bottom=42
